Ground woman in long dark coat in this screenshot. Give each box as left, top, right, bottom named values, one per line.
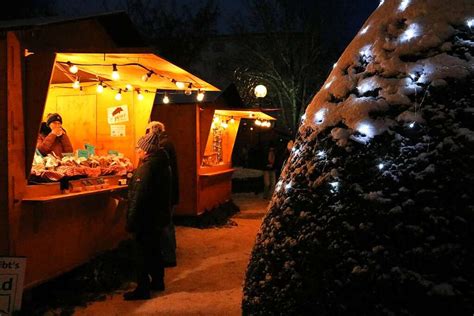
left=124, top=131, right=171, bottom=300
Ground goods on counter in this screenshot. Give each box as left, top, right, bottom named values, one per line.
left=30, top=153, right=134, bottom=182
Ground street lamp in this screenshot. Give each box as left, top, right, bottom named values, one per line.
left=254, top=84, right=267, bottom=98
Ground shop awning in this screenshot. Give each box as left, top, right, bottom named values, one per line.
left=215, top=109, right=276, bottom=121
left=52, top=53, right=220, bottom=92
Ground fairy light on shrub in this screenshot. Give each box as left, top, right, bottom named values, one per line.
left=378, top=0, right=384, bottom=7
left=357, top=78, right=377, bottom=95
left=329, top=181, right=339, bottom=193
left=467, top=18, right=474, bottom=28
left=285, top=181, right=292, bottom=191
left=378, top=163, right=384, bottom=170
left=360, top=25, right=370, bottom=35
left=324, top=78, right=335, bottom=89
left=315, top=108, right=327, bottom=125
left=400, top=23, right=420, bottom=42
left=409, top=122, right=415, bottom=128
left=317, top=150, right=326, bottom=159
left=333, top=63, right=338, bottom=69
left=301, top=113, right=307, bottom=121
left=398, top=0, right=411, bottom=11
left=352, top=121, right=375, bottom=144
left=275, top=180, right=283, bottom=192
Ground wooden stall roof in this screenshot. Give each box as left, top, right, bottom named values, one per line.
left=53, top=53, right=220, bottom=92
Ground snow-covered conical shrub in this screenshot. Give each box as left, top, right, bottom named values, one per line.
left=243, top=1, right=474, bottom=314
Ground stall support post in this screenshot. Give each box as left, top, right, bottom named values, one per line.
left=0, top=33, right=9, bottom=254
left=5, top=32, right=27, bottom=255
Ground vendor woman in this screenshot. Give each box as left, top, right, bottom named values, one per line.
left=36, top=113, right=73, bottom=158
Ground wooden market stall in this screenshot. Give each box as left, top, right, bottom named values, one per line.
left=151, top=84, right=275, bottom=216
left=0, top=13, right=218, bottom=288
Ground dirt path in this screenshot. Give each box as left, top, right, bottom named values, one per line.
left=73, top=193, right=268, bottom=316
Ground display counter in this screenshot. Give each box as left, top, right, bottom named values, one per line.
left=18, top=175, right=129, bottom=288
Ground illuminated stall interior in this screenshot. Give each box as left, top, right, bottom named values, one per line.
left=151, top=85, right=275, bottom=216
left=42, top=53, right=219, bottom=167
left=202, top=109, right=275, bottom=170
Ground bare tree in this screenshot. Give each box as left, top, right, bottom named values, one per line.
left=231, top=0, right=336, bottom=136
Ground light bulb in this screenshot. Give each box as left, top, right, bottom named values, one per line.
left=72, top=79, right=80, bottom=89
left=230, top=117, right=235, bottom=124
left=96, top=83, right=104, bottom=93
left=185, top=89, right=192, bottom=96
left=142, top=70, right=153, bottom=82
left=68, top=62, right=78, bottom=74
left=255, top=119, right=262, bottom=126
left=409, top=122, right=415, bottom=128
left=112, top=64, right=120, bottom=81
left=213, top=116, right=219, bottom=123
left=126, top=84, right=133, bottom=91
left=254, top=84, right=267, bottom=98
left=378, top=163, right=384, bottom=170
left=163, top=94, right=170, bottom=104
left=197, top=90, right=205, bottom=101
left=333, top=63, right=338, bottom=69
left=285, top=182, right=292, bottom=190
left=137, top=91, right=144, bottom=101
left=317, top=150, right=326, bottom=158
left=301, top=113, right=307, bottom=121
left=222, top=121, right=228, bottom=129
left=174, top=81, right=185, bottom=89
left=115, top=89, right=122, bottom=101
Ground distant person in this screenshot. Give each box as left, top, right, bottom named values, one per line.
left=146, top=121, right=179, bottom=267
left=36, top=113, right=73, bottom=157
left=262, top=143, right=277, bottom=199
left=124, top=131, right=171, bottom=300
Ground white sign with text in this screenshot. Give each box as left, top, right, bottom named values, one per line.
left=0, top=257, right=26, bottom=315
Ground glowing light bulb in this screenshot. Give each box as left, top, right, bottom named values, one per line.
left=126, top=84, right=133, bottom=91
left=111, top=64, right=120, bottom=81
left=333, top=62, right=338, bottom=69
left=360, top=25, right=370, bottom=34
left=378, top=0, right=384, bottom=6
left=142, top=70, right=153, bottom=82
left=398, top=0, right=410, bottom=12
left=230, top=117, right=235, bottom=124
left=317, top=150, right=326, bottom=158
left=68, top=62, right=78, bottom=74
left=409, top=122, right=415, bottom=128
left=285, top=182, right=292, bottom=191
left=163, top=94, right=170, bottom=104
left=174, top=81, right=185, bottom=89
left=96, top=83, right=104, bottom=93
left=250, top=127, right=254, bottom=131
left=255, top=119, right=262, bottom=126
left=254, top=85, right=267, bottom=98
left=115, top=89, right=122, bottom=101
left=315, top=108, right=327, bottom=124
left=137, top=91, right=144, bottom=101
left=196, top=90, right=205, bottom=101
left=301, top=113, right=307, bottom=121
left=221, top=121, right=228, bottom=129
left=378, top=163, right=384, bottom=170
left=72, top=79, right=80, bottom=89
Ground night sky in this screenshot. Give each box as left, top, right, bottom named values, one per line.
left=49, top=0, right=379, bottom=47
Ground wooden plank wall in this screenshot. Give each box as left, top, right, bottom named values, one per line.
left=151, top=104, right=198, bottom=216
left=7, top=32, right=27, bottom=255
left=0, top=35, right=8, bottom=254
